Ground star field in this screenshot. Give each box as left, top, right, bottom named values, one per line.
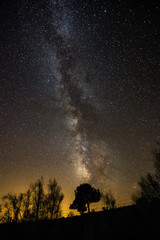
left=0, top=0, right=160, bottom=213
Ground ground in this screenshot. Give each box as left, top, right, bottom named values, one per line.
left=0, top=205, right=159, bottom=240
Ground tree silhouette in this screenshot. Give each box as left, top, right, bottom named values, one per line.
left=1, top=177, right=64, bottom=223
left=70, top=183, right=101, bottom=214
left=132, top=143, right=160, bottom=210
left=153, top=142, right=160, bottom=181
left=46, top=179, right=64, bottom=219
left=31, top=177, right=44, bottom=221
left=2, top=201, right=12, bottom=223
left=3, top=193, right=24, bottom=222
left=102, top=190, right=116, bottom=210
left=23, top=189, right=32, bottom=221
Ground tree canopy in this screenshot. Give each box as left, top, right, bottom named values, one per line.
left=70, top=183, right=101, bottom=214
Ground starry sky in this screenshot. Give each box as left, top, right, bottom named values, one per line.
left=0, top=0, right=160, bottom=214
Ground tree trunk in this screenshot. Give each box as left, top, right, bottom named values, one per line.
left=87, top=203, right=90, bottom=213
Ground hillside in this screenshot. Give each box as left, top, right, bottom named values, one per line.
left=0, top=205, right=159, bottom=240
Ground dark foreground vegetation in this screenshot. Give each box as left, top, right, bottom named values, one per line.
left=0, top=204, right=160, bottom=240
left=1, top=144, right=160, bottom=239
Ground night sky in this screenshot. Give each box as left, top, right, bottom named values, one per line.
left=0, top=0, right=160, bottom=214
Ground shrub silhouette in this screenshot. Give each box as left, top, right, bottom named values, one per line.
left=102, top=190, right=116, bottom=210
left=70, top=183, right=101, bottom=214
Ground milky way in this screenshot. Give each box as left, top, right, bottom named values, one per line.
left=0, top=0, right=160, bottom=211
left=36, top=0, right=119, bottom=185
